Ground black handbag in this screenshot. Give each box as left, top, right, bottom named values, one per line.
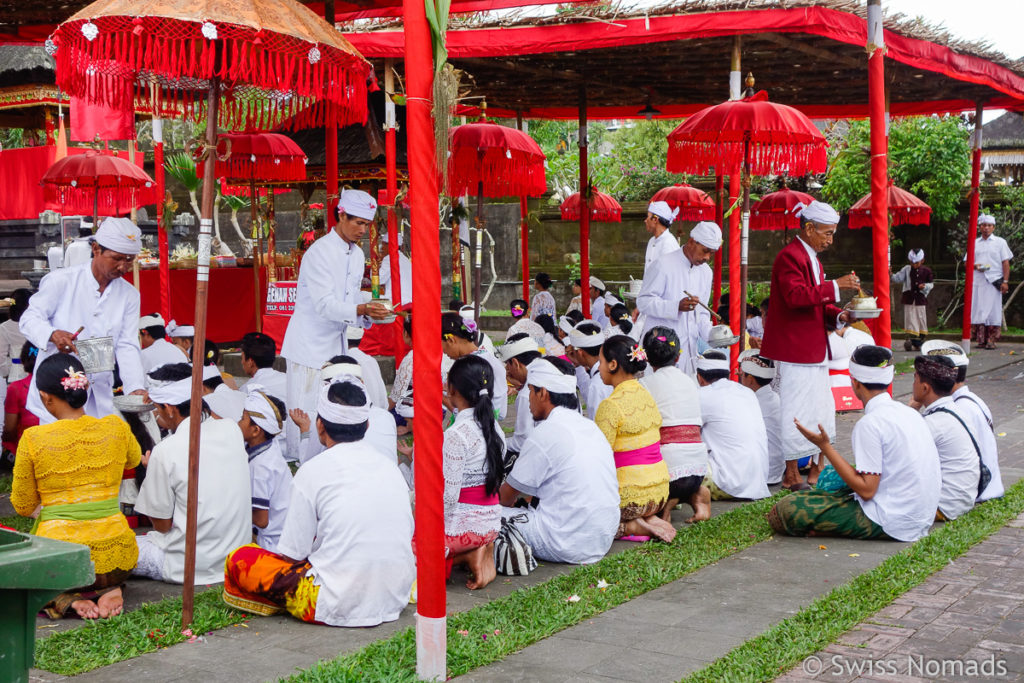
left=933, top=407, right=992, bottom=497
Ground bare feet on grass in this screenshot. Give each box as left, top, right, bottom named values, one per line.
left=635, top=515, right=677, bottom=543
left=70, top=599, right=101, bottom=619
left=462, top=543, right=496, bottom=590
left=686, top=486, right=712, bottom=523
left=96, top=588, right=124, bottom=618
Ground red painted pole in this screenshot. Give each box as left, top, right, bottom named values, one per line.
left=579, top=86, right=590, bottom=319
left=962, top=102, right=984, bottom=352
left=728, top=169, right=741, bottom=374
left=867, top=0, right=891, bottom=351
left=712, top=173, right=725, bottom=310
left=404, top=0, right=445, bottom=677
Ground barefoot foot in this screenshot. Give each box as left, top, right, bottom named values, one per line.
left=464, top=543, right=496, bottom=590
left=70, top=599, right=101, bottom=619
left=96, top=587, right=124, bottom=618
left=636, top=515, right=677, bottom=543
left=686, top=486, right=712, bottom=523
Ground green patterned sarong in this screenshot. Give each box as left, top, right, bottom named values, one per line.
left=768, top=488, right=889, bottom=540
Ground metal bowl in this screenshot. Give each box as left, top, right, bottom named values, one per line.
left=76, top=336, right=115, bottom=373
left=113, top=394, right=156, bottom=413
left=847, top=308, right=883, bottom=319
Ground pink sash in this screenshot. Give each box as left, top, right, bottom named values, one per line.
left=458, top=485, right=499, bottom=506
left=613, top=442, right=663, bottom=469
left=660, top=424, right=701, bottom=445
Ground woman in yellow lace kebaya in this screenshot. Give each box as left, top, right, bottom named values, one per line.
left=594, top=335, right=676, bottom=543
left=11, top=354, right=141, bottom=619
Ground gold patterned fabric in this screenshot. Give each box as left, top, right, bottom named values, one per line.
left=11, top=415, right=141, bottom=575
left=594, top=379, right=669, bottom=515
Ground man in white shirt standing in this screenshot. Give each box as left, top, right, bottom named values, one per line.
left=914, top=355, right=979, bottom=522
left=224, top=377, right=415, bottom=626
left=695, top=351, right=770, bottom=500
left=769, top=345, right=941, bottom=542
left=738, top=351, right=783, bottom=486
left=499, top=357, right=620, bottom=564
left=637, top=222, right=721, bottom=375
left=970, top=214, right=1013, bottom=349
left=139, top=313, right=188, bottom=374
left=21, top=217, right=146, bottom=422
left=282, top=189, right=391, bottom=458
left=643, top=200, right=681, bottom=272
left=133, top=364, right=251, bottom=584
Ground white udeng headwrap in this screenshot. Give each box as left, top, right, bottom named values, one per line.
left=149, top=377, right=192, bottom=405
left=526, top=358, right=578, bottom=394
left=244, top=389, right=284, bottom=436
left=202, top=365, right=220, bottom=381
left=795, top=200, right=841, bottom=225
left=497, top=335, right=539, bottom=362
left=849, top=360, right=894, bottom=385
left=337, top=189, right=378, bottom=220
left=603, top=291, right=622, bottom=307
left=908, top=249, right=924, bottom=263
left=979, top=214, right=996, bottom=225
left=589, top=275, right=605, bottom=291
left=321, top=361, right=363, bottom=384
left=921, top=340, right=969, bottom=367
left=558, top=316, right=575, bottom=335
left=647, top=200, right=679, bottom=224
left=569, top=322, right=603, bottom=350
left=205, top=385, right=245, bottom=422
left=138, top=313, right=165, bottom=330
left=95, top=217, right=142, bottom=255
left=696, top=355, right=730, bottom=372
left=166, top=320, right=195, bottom=337
left=740, top=356, right=776, bottom=379
left=690, top=221, right=723, bottom=250
left=317, top=381, right=370, bottom=425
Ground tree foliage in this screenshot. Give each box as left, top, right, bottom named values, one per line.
left=822, top=115, right=971, bottom=222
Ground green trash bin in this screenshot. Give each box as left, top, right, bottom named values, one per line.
left=0, top=527, right=94, bottom=683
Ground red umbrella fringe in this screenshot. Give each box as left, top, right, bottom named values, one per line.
left=204, top=156, right=306, bottom=183
left=847, top=207, right=932, bottom=229
left=53, top=16, right=370, bottom=131
left=560, top=206, right=622, bottom=222
left=666, top=140, right=828, bottom=176
left=676, top=206, right=716, bottom=221
left=43, top=184, right=158, bottom=213
left=447, top=148, right=546, bottom=198
left=750, top=211, right=802, bottom=230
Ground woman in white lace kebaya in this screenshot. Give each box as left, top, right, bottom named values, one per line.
left=442, top=354, right=506, bottom=589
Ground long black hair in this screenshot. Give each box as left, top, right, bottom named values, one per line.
left=642, top=326, right=680, bottom=369
left=601, top=334, right=647, bottom=376
left=441, top=311, right=476, bottom=343
left=20, top=341, right=39, bottom=375
left=36, top=353, right=89, bottom=409
left=9, top=288, right=31, bottom=322
left=447, top=355, right=504, bottom=496
left=535, top=314, right=557, bottom=337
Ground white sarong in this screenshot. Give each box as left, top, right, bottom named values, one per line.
left=971, top=280, right=1003, bottom=327
left=777, top=361, right=835, bottom=461
left=285, top=360, right=321, bottom=461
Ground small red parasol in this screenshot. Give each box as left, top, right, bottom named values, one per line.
left=666, top=90, right=828, bottom=362
left=41, top=149, right=156, bottom=224
left=448, top=121, right=547, bottom=198
left=751, top=187, right=815, bottom=231
left=847, top=181, right=931, bottom=229
left=650, top=183, right=715, bottom=221
left=448, top=121, right=546, bottom=319
left=560, top=189, right=622, bottom=222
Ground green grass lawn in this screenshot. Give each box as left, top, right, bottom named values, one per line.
left=0, top=471, right=11, bottom=495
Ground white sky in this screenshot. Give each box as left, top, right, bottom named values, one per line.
left=884, top=0, right=1023, bottom=60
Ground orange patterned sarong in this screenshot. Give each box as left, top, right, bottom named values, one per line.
left=222, top=544, right=321, bottom=623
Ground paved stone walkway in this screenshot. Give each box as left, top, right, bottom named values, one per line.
left=779, top=516, right=1024, bottom=682
left=24, top=344, right=1024, bottom=682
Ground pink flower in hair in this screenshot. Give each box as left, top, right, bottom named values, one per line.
left=61, top=367, right=89, bottom=391
left=629, top=345, right=647, bottom=363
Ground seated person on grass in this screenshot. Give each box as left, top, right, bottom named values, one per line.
left=238, top=389, right=292, bottom=552
left=345, top=326, right=388, bottom=410
left=133, top=363, right=251, bottom=584
left=738, top=351, right=784, bottom=486
left=696, top=350, right=770, bottom=501
left=768, top=345, right=941, bottom=541
left=496, top=333, right=542, bottom=461
left=506, top=298, right=546, bottom=345
left=499, top=357, right=620, bottom=564
left=224, top=378, right=415, bottom=626
left=291, top=356, right=398, bottom=466
left=568, top=321, right=611, bottom=420
left=914, top=355, right=979, bottom=522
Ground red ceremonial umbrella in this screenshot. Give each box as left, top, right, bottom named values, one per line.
left=667, top=90, right=828, bottom=361
left=650, top=183, right=715, bottom=221
left=847, top=181, right=931, bottom=229
left=41, top=149, right=156, bottom=225
left=448, top=121, right=546, bottom=320
left=51, top=0, right=369, bottom=627
left=560, top=188, right=622, bottom=222
left=201, top=132, right=308, bottom=331
left=751, top=187, right=815, bottom=232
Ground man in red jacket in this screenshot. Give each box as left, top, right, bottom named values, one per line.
left=760, top=201, right=861, bottom=490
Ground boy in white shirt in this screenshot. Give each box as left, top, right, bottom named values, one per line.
left=738, top=351, right=784, bottom=486
left=496, top=333, right=542, bottom=459
left=238, top=389, right=293, bottom=552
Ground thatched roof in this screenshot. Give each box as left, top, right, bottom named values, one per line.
left=0, top=45, right=54, bottom=87
left=982, top=112, right=1024, bottom=150
left=284, top=90, right=408, bottom=167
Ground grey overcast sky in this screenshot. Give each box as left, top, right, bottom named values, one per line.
left=885, top=0, right=1023, bottom=59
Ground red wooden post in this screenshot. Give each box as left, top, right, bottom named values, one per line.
left=867, top=0, right=891, bottom=351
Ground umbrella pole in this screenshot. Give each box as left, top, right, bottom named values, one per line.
left=451, top=214, right=462, bottom=300
left=250, top=179, right=263, bottom=333
left=404, top=0, right=446, bottom=674
left=93, top=192, right=99, bottom=231
left=727, top=169, right=741, bottom=375
left=962, top=101, right=984, bottom=352
left=154, top=112, right=171, bottom=322
left=325, top=1, right=340, bottom=221
left=713, top=174, right=725, bottom=310
left=739, top=138, right=751, bottom=353
left=867, top=0, right=891, bottom=352
left=182, top=75, right=220, bottom=629
left=268, top=191, right=277, bottom=284
left=474, top=182, right=483, bottom=322
left=578, top=86, right=590, bottom=319
left=517, top=111, right=530, bottom=302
